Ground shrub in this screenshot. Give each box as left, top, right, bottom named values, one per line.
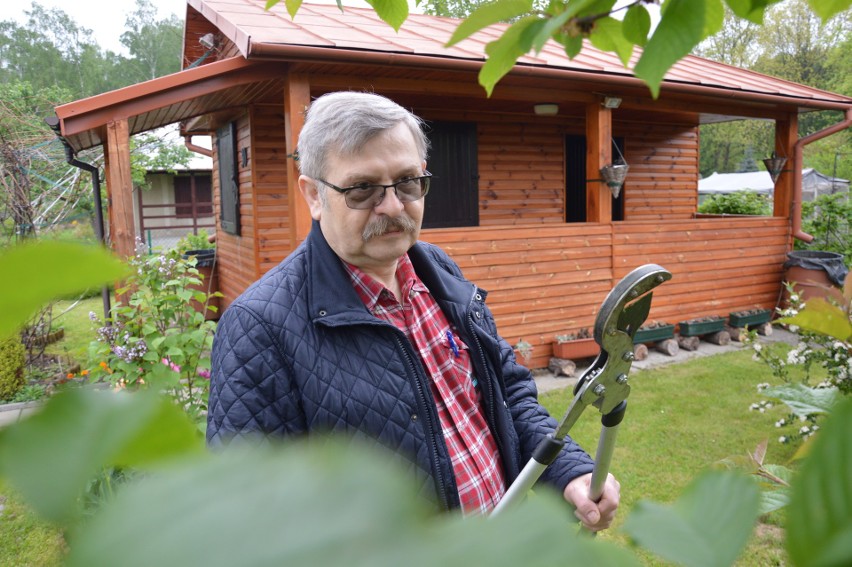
left=797, top=192, right=852, bottom=265
left=174, top=229, right=215, bottom=254
left=0, top=336, right=26, bottom=401
left=698, top=190, right=772, bottom=215
left=85, top=243, right=219, bottom=422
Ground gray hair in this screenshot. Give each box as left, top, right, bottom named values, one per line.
left=297, top=91, right=430, bottom=184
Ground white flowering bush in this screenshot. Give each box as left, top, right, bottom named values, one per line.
left=748, top=279, right=850, bottom=445
left=85, top=242, right=220, bottom=422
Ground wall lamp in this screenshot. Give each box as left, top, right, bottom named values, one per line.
left=602, top=96, right=622, bottom=109
left=763, top=152, right=788, bottom=184
left=199, top=33, right=218, bottom=50
left=533, top=103, right=559, bottom=116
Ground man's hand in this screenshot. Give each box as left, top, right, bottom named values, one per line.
left=563, top=473, right=621, bottom=531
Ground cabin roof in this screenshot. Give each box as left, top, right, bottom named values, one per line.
left=53, top=0, right=852, bottom=152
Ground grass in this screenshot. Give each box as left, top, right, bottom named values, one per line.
left=43, top=296, right=103, bottom=367
left=0, top=480, right=65, bottom=566
left=1, top=335, right=803, bottom=565
left=539, top=348, right=802, bottom=566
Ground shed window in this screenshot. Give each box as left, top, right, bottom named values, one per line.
left=174, top=174, right=213, bottom=218
left=217, top=122, right=240, bottom=235
left=422, top=121, right=479, bottom=229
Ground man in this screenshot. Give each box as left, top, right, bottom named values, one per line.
left=207, top=91, right=620, bottom=528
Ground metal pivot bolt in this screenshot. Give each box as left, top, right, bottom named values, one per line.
left=622, top=351, right=634, bottom=362
left=616, top=374, right=628, bottom=385
left=593, top=384, right=606, bottom=396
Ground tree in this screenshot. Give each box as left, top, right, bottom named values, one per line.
left=120, top=0, right=183, bottom=83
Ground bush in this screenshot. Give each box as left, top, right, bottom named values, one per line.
left=0, top=336, right=26, bottom=401
left=698, top=190, right=772, bottom=215
left=797, top=192, right=852, bottom=265
left=174, top=229, right=215, bottom=254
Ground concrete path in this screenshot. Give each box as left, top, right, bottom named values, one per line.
left=533, top=327, right=798, bottom=394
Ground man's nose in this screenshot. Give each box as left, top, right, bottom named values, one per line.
left=373, top=186, right=405, bottom=215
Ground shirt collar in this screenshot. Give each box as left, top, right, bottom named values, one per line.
left=343, top=254, right=428, bottom=310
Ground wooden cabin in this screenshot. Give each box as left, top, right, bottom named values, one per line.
left=52, top=0, right=852, bottom=368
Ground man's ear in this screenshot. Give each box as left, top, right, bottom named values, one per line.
left=298, top=175, right=323, bottom=220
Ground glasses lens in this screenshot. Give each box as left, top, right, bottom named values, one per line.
left=344, top=186, right=384, bottom=209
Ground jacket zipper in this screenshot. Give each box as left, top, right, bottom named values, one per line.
left=465, top=297, right=509, bottom=481
left=395, top=335, right=450, bottom=510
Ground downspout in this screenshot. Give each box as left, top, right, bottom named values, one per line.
left=792, top=107, right=852, bottom=242
left=45, top=116, right=112, bottom=319
left=184, top=135, right=212, bottom=158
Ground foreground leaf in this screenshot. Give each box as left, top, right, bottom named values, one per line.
left=787, top=397, right=852, bottom=567
left=68, top=441, right=640, bottom=567
left=446, top=0, right=533, bottom=47
left=0, top=389, right=201, bottom=526
left=365, top=0, right=409, bottom=32
left=778, top=298, right=852, bottom=342
left=623, top=470, right=759, bottom=567
left=762, top=383, right=839, bottom=418
left=634, top=0, right=724, bottom=97
left=0, top=241, right=128, bottom=339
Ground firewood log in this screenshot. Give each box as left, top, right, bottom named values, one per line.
left=677, top=335, right=700, bottom=351
left=706, top=330, right=731, bottom=345
left=633, top=343, right=649, bottom=361
left=655, top=338, right=680, bottom=356
left=548, top=357, right=577, bottom=377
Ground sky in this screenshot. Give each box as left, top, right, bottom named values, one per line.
left=7, top=0, right=377, bottom=54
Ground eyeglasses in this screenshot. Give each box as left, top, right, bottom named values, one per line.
left=317, top=172, right=432, bottom=210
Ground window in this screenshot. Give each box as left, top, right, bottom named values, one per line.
left=422, top=121, right=479, bottom=229
left=174, top=174, right=213, bottom=218
left=217, top=122, right=240, bottom=235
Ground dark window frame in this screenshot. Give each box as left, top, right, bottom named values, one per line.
left=217, top=122, right=240, bottom=235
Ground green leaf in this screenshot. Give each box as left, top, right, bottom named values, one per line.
left=446, top=0, right=533, bottom=47
left=589, top=17, right=633, bottom=67
left=0, top=241, right=128, bottom=339
left=623, top=470, right=760, bottom=567
left=560, top=32, right=584, bottom=58
left=759, top=487, right=790, bottom=515
left=778, top=298, right=852, bottom=342
left=724, top=0, right=776, bottom=23
left=267, top=0, right=301, bottom=19
left=479, top=17, right=545, bottom=96
left=787, top=397, right=852, bottom=567
left=623, top=4, right=651, bottom=46
left=0, top=389, right=201, bottom=526
left=807, top=0, right=852, bottom=20
left=762, top=383, right=839, bottom=418
left=67, top=441, right=640, bottom=567
left=364, top=0, right=409, bottom=32
left=634, top=0, right=724, bottom=97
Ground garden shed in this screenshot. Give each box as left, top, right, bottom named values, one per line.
left=50, top=0, right=852, bottom=367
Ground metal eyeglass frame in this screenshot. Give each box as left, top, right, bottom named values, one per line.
left=317, top=172, right=432, bottom=210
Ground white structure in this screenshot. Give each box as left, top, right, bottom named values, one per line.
left=699, top=168, right=849, bottom=202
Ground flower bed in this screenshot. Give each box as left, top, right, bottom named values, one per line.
left=728, top=309, right=772, bottom=328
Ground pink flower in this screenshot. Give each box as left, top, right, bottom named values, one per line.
left=161, top=357, right=181, bottom=373
left=197, top=368, right=211, bottom=380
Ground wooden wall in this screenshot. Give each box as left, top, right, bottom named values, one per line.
left=426, top=216, right=789, bottom=369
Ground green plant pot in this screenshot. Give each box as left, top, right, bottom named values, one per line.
left=728, top=309, right=772, bottom=328
left=678, top=318, right=726, bottom=337
left=633, top=324, right=675, bottom=344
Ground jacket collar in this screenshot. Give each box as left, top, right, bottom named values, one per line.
left=305, top=221, right=477, bottom=326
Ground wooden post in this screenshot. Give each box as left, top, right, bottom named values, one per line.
left=285, top=73, right=312, bottom=248
left=585, top=102, right=612, bottom=224
left=773, top=114, right=797, bottom=219
left=103, top=118, right=136, bottom=260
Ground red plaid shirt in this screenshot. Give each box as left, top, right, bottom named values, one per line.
left=344, top=255, right=506, bottom=515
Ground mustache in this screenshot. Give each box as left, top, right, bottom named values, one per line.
left=362, top=215, right=417, bottom=241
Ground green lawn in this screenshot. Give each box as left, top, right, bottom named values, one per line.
left=539, top=348, right=799, bottom=566
left=45, top=296, right=103, bottom=366
left=2, top=344, right=800, bottom=565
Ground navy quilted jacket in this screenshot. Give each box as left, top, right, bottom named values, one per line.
left=207, top=222, right=594, bottom=510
